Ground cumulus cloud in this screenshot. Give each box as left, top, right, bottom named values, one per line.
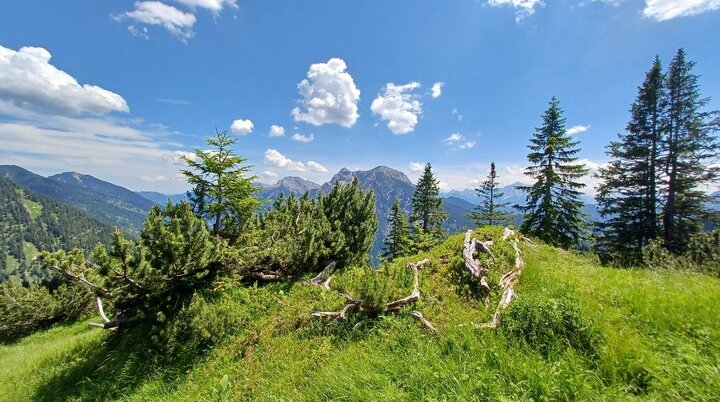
left=0, top=45, right=129, bottom=116
left=307, top=161, right=328, bottom=173
left=444, top=132, right=475, bottom=150
left=408, top=162, right=425, bottom=173
left=176, top=0, right=237, bottom=13
left=128, top=25, right=150, bottom=39
left=487, top=0, right=545, bottom=22
left=643, top=0, right=720, bottom=20
left=431, top=82, right=444, bottom=98
left=567, top=124, right=590, bottom=135
left=291, top=132, right=314, bottom=143
left=230, top=118, right=253, bottom=135
left=371, top=82, right=422, bottom=135
left=268, top=124, right=285, bottom=137
left=263, top=149, right=306, bottom=171
left=291, top=58, right=361, bottom=128
left=114, top=1, right=196, bottom=41
left=261, top=170, right=278, bottom=179
left=451, top=107, right=463, bottom=122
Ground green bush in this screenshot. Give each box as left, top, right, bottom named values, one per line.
left=642, top=230, right=720, bottom=277
left=500, top=296, right=599, bottom=358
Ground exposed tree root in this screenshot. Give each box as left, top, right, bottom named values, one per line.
left=311, top=258, right=437, bottom=333
left=473, top=228, right=526, bottom=329
left=463, top=230, right=493, bottom=294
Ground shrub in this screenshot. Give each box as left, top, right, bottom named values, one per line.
left=500, top=296, right=599, bottom=358
left=642, top=230, right=720, bottom=277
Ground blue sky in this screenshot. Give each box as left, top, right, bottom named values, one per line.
left=0, top=0, right=719, bottom=193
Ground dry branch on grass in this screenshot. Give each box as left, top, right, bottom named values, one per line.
left=311, top=258, right=437, bottom=333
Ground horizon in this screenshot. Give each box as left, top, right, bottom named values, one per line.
left=1, top=1, right=719, bottom=194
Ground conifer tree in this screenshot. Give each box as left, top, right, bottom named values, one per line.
left=381, top=199, right=412, bottom=261
left=470, top=162, right=514, bottom=227
left=596, top=57, right=664, bottom=263
left=182, top=130, right=260, bottom=240
left=660, top=49, right=720, bottom=253
left=410, top=163, right=447, bottom=235
left=517, top=97, right=589, bottom=249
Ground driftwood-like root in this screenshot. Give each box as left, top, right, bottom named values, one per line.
left=463, top=230, right=492, bottom=294
left=311, top=258, right=437, bottom=333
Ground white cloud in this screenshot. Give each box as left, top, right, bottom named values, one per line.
left=261, top=170, right=278, bottom=179
left=408, top=162, right=425, bottom=173
left=643, top=0, right=720, bottom=20
left=567, top=124, right=590, bottom=135
left=444, top=132, right=463, bottom=143
left=291, top=132, right=314, bottom=143
left=0, top=45, right=129, bottom=116
left=307, top=161, right=328, bottom=173
left=263, top=149, right=305, bottom=171
left=268, top=124, right=285, bottom=137
left=291, top=58, right=361, bottom=128
left=451, top=107, right=463, bottom=122
left=458, top=141, right=476, bottom=149
left=487, top=0, right=544, bottom=22
left=114, top=1, right=196, bottom=41
left=370, top=82, right=422, bottom=135
left=128, top=25, right=150, bottom=39
left=230, top=118, right=253, bottom=135
left=431, top=82, right=444, bottom=98
left=0, top=100, right=189, bottom=193
left=176, top=0, right=237, bottom=13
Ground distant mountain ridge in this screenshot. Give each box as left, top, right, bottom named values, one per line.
left=0, top=165, right=152, bottom=234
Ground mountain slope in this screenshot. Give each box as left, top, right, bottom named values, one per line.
left=256, top=177, right=321, bottom=203
left=3, top=229, right=719, bottom=401
left=0, top=166, right=150, bottom=234
left=136, top=191, right=186, bottom=205
left=0, top=176, right=113, bottom=284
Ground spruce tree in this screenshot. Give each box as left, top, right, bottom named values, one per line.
left=410, top=163, right=447, bottom=237
left=660, top=49, right=720, bottom=253
left=381, top=199, right=412, bottom=261
left=182, top=130, right=260, bottom=241
left=517, top=97, right=589, bottom=249
left=469, top=162, right=514, bottom=227
left=596, top=57, right=664, bottom=264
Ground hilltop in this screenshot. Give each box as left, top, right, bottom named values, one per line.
left=1, top=228, right=718, bottom=401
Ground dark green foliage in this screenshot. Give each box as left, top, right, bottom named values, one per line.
left=42, top=201, right=220, bottom=329
left=517, top=97, right=589, bottom=249
left=410, top=163, right=447, bottom=234
left=660, top=49, right=720, bottom=253
left=253, top=178, right=378, bottom=275
left=596, top=57, right=665, bottom=265
left=642, top=229, right=720, bottom=277
left=0, top=281, right=92, bottom=343
left=381, top=199, right=413, bottom=261
left=501, top=296, right=599, bottom=358
left=182, top=130, right=261, bottom=241
left=469, top=162, right=514, bottom=227
left=0, top=176, right=112, bottom=285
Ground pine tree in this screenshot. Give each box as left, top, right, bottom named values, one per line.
left=182, top=130, right=260, bottom=240
left=469, top=162, right=514, bottom=227
left=381, top=199, right=412, bottom=261
left=517, top=97, right=589, bottom=249
left=660, top=49, right=720, bottom=253
left=596, top=57, right=664, bottom=264
left=410, top=163, right=447, bottom=235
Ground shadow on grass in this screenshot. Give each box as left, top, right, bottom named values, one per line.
left=31, top=322, right=203, bottom=402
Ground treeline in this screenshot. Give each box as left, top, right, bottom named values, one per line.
left=0, top=176, right=113, bottom=285
left=449, top=48, right=718, bottom=270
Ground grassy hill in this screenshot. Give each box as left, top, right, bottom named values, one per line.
left=1, top=229, right=718, bottom=401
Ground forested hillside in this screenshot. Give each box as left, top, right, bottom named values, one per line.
left=0, top=166, right=151, bottom=234
left=0, top=176, right=113, bottom=285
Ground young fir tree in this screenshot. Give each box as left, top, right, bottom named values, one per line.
left=410, top=163, right=447, bottom=238
left=381, top=199, right=413, bottom=261
left=469, top=162, right=514, bottom=227
left=182, top=130, right=260, bottom=241
left=596, top=57, right=664, bottom=264
left=660, top=49, right=720, bottom=253
left=517, top=97, right=589, bottom=249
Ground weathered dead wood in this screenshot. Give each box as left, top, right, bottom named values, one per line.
left=477, top=234, right=525, bottom=329
left=244, top=270, right=286, bottom=283
left=463, top=231, right=492, bottom=294
left=96, top=296, right=110, bottom=323
left=311, top=258, right=437, bottom=333
left=309, top=260, right=337, bottom=285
